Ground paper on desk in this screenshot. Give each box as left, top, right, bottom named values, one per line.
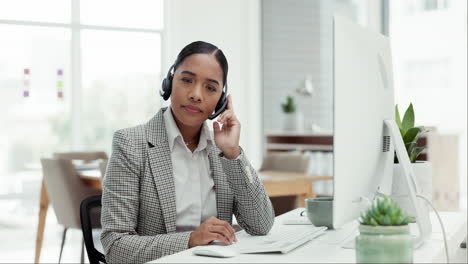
left=222, top=230, right=267, bottom=252
left=282, top=216, right=313, bottom=225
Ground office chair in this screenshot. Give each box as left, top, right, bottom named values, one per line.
left=80, top=195, right=106, bottom=264
left=41, top=158, right=101, bottom=263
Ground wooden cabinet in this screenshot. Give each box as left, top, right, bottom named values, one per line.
left=265, top=132, right=333, bottom=152
left=265, top=131, right=459, bottom=211
left=265, top=132, right=428, bottom=160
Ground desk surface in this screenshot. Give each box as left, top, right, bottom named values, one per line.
left=150, top=208, right=467, bottom=263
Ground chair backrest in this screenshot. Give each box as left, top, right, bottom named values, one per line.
left=80, top=195, right=106, bottom=264
left=53, top=152, right=108, bottom=162
left=54, top=152, right=108, bottom=178
left=40, top=158, right=100, bottom=228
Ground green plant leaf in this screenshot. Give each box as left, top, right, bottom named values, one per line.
left=382, top=215, right=391, bottom=225
left=395, top=207, right=402, bottom=216
left=403, top=127, right=420, bottom=145
left=390, top=214, right=397, bottom=224
left=413, top=126, right=428, bottom=143
left=399, top=127, right=405, bottom=138
left=377, top=201, right=384, bottom=214
left=401, top=103, right=415, bottom=133
left=376, top=215, right=384, bottom=225
left=410, top=146, right=426, bottom=163
left=281, top=96, right=296, bottom=113
left=395, top=104, right=402, bottom=129
left=396, top=215, right=405, bottom=225
left=406, top=141, right=417, bottom=159
left=359, top=196, right=411, bottom=226
left=387, top=203, right=394, bottom=215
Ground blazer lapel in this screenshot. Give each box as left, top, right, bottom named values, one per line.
left=146, top=108, right=177, bottom=233
left=207, top=144, right=233, bottom=223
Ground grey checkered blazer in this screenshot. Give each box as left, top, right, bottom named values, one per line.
left=101, top=107, right=275, bottom=263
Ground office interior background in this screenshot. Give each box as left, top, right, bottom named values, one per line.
left=0, top=0, right=466, bottom=262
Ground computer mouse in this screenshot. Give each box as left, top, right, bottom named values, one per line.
left=193, top=245, right=237, bottom=258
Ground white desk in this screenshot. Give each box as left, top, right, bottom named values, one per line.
left=149, top=208, right=467, bottom=263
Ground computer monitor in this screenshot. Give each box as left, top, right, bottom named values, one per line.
left=332, top=14, right=395, bottom=228
left=332, top=15, right=431, bottom=246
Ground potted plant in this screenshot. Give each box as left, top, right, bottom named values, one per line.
left=281, top=95, right=303, bottom=131
left=356, top=196, right=413, bottom=263
left=392, top=103, right=432, bottom=219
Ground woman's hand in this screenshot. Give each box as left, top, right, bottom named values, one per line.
left=188, top=216, right=237, bottom=248
left=213, top=95, right=241, bottom=159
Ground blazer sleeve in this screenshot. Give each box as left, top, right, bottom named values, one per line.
left=220, top=147, right=275, bottom=235
left=100, top=129, right=191, bottom=264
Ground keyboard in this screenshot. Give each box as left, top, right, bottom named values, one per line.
left=236, top=225, right=327, bottom=254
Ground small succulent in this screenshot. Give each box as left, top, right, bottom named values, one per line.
left=359, top=196, right=411, bottom=226
left=395, top=103, right=429, bottom=163
left=281, top=95, right=296, bottom=113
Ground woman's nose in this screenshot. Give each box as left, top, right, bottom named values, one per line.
left=189, top=84, right=202, bottom=102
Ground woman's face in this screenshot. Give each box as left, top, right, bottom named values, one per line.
left=170, top=53, right=224, bottom=128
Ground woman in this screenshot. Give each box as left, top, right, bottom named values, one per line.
left=100, top=41, right=275, bottom=263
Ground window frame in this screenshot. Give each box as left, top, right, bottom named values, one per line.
left=0, top=0, right=164, bottom=150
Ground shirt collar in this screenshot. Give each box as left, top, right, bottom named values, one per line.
left=163, top=106, right=213, bottom=152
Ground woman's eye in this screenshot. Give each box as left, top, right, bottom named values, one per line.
left=207, top=86, right=217, bottom=92
left=181, top=78, right=192, bottom=83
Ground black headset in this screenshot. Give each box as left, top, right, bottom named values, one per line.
left=160, top=63, right=228, bottom=120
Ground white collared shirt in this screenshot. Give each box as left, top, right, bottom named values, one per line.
left=163, top=107, right=217, bottom=232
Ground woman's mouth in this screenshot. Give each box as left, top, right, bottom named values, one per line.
left=183, top=105, right=202, bottom=113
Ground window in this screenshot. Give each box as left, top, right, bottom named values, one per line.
left=0, top=0, right=163, bottom=224
left=405, top=59, right=451, bottom=91
left=406, top=0, right=450, bottom=15
left=81, top=30, right=161, bottom=151
left=0, top=0, right=70, bottom=23
left=389, top=0, right=467, bottom=209
left=0, top=24, right=71, bottom=210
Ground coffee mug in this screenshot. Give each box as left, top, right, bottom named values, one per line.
left=305, top=197, right=333, bottom=229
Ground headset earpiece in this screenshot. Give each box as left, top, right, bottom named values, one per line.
left=160, top=65, right=175, bottom=101
left=208, top=87, right=228, bottom=120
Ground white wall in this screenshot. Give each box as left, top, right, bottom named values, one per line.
left=262, top=0, right=383, bottom=134
left=163, top=0, right=263, bottom=169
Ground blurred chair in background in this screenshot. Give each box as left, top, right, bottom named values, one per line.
left=53, top=152, right=108, bottom=178
left=40, top=158, right=101, bottom=263
left=53, top=152, right=108, bottom=162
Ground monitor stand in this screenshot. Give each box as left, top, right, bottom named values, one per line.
left=384, top=119, right=432, bottom=248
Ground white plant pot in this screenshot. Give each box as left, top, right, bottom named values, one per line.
left=283, top=112, right=304, bottom=131
left=391, top=161, right=432, bottom=218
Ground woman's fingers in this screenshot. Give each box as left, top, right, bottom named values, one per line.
left=218, top=110, right=240, bottom=125
left=206, top=217, right=237, bottom=242
left=191, top=217, right=239, bottom=247
left=218, top=95, right=235, bottom=121
left=213, top=121, right=222, bottom=135
left=209, top=225, right=235, bottom=244
left=225, top=94, right=233, bottom=110
left=218, top=110, right=233, bottom=124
